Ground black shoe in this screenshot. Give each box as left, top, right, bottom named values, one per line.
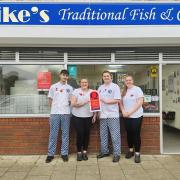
left=77, top=153, right=83, bottom=161
left=134, top=154, right=141, bottom=163
left=125, top=151, right=134, bottom=159
left=97, top=153, right=110, bottom=159
left=61, top=155, right=69, bottom=162
left=45, top=156, right=54, bottom=163
left=112, top=155, right=120, bottom=163
left=82, top=153, right=88, bottom=161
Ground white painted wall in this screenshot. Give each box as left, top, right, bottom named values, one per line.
left=1, top=26, right=180, bottom=47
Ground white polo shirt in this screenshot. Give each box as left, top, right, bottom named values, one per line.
left=122, top=86, right=144, bottom=118
left=48, top=82, right=73, bottom=114
left=72, top=88, right=93, bottom=118
left=98, top=82, right=121, bottom=119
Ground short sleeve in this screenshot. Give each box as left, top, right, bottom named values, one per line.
left=48, top=85, right=54, bottom=99
left=136, top=87, right=144, bottom=98
left=114, top=85, right=121, bottom=100
left=72, top=89, right=78, bottom=97
left=69, top=86, right=74, bottom=96
left=97, top=87, right=100, bottom=92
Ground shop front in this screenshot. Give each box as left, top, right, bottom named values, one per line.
left=0, top=2, right=180, bottom=154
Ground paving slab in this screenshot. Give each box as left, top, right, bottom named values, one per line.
left=0, top=154, right=179, bottom=180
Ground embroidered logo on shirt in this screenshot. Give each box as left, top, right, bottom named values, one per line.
left=108, top=89, right=112, bottom=94
left=79, top=93, right=84, bottom=96
left=66, top=89, right=70, bottom=93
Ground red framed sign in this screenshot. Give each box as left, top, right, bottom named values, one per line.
left=90, top=91, right=101, bottom=112
left=37, top=72, right=51, bottom=90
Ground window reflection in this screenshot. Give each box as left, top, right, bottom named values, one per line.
left=0, top=64, right=159, bottom=114
left=0, top=65, right=63, bottom=114
left=68, top=65, right=159, bottom=113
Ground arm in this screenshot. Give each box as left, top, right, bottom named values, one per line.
left=119, top=99, right=129, bottom=117
left=48, top=98, right=52, bottom=107
left=71, top=95, right=88, bottom=108
left=119, top=99, right=125, bottom=114
left=101, top=85, right=121, bottom=105
left=126, top=97, right=144, bottom=117
left=92, top=112, right=97, bottom=123
left=48, top=86, right=54, bottom=107
left=101, top=98, right=120, bottom=104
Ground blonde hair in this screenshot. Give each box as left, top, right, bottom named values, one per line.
left=79, top=78, right=88, bottom=83
left=79, top=78, right=89, bottom=89
left=121, top=75, right=134, bottom=97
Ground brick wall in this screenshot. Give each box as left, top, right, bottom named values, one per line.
left=0, top=117, right=160, bottom=155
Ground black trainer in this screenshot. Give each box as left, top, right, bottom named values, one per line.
left=125, top=151, right=134, bottom=159
left=112, top=155, right=120, bottom=163
left=97, top=153, right=110, bottom=159
left=134, top=154, right=141, bottom=163
left=82, top=153, right=88, bottom=161
left=45, top=156, right=54, bottom=163
left=77, top=153, right=83, bottom=161
left=61, top=155, right=69, bottom=162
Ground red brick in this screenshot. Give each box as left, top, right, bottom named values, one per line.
left=0, top=117, right=160, bottom=155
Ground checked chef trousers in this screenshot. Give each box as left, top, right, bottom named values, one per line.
left=47, top=114, right=70, bottom=156
left=100, top=118, right=121, bottom=156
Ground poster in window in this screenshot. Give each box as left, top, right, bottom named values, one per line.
left=37, top=72, right=51, bottom=90
left=145, top=89, right=152, bottom=95
left=177, top=70, right=180, bottom=76
left=151, top=89, right=157, bottom=96
left=168, top=75, right=174, bottom=93
left=150, top=65, right=158, bottom=78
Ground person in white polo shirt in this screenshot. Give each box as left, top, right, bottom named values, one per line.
left=71, top=78, right=96, bottom=161
left=119, top=75, right=144, bottom=163
left=97, top=70, right=121, bottom=163
left=46, top=70, right=73, bottom=163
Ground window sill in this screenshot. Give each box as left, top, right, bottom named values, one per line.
left=0, top=113, right=160, bottom=118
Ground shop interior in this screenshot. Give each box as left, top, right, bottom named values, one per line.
left=0, top=64, right=159, bottom=114
left=162, top=64, right=180, bottom=153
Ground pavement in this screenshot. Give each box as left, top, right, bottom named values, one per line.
left=0, top=154, right=180, bottom=180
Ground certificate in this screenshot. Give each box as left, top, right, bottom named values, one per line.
left=90, top=91, right=101, bottom=112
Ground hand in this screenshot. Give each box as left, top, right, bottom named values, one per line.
left=77, top=100, right=89, bottom=107
left=101, top=98, right=109, bottom=104
left=84, top=99, right=90, bottom=105
left=92, top=116, right=96, bottom=124
left=123, top=112, right=130, bottom=117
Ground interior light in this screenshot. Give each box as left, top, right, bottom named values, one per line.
left=108, top=70, right=117, bottom=73
left=108, top=65, right=124, bottom=67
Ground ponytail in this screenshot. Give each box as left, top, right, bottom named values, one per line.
left=121, top=84, right=128, bottom=97
left=121, top=75, right=134, bottom=97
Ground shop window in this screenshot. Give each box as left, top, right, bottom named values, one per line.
left=0, top=65, right=64, bottom=114
left=162, top=64, right=180, bottom=153
left=68, top=64, right=159, bottom=113
left=162, top=64, right=180, bottom=128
